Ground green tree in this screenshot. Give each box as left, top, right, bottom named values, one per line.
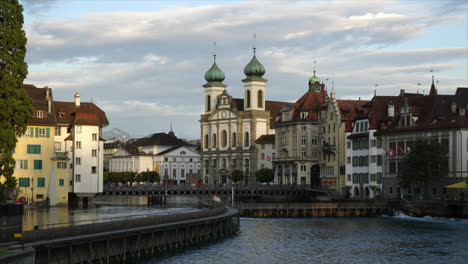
left=229, top=169, right=243, bottom=184
left=255, top=168, right=274, bottom=184
left=0, top=0, right=33, bottom=201
left=398, top=138, right=448, bottom=199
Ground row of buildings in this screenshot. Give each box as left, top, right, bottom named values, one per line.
left=11, top=85, right=109, bottom=205
left=198, top=47, right=468, bottom=199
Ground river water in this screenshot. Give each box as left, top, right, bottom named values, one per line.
left=143, top=214, right=468, bottom=264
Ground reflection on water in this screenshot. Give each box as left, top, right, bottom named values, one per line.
left=144, top=216, right=468, bottom=264
left=22, top=197, right=201, bottom=231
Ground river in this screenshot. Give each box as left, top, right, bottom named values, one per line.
left=143, top=214, right=468, bottom=264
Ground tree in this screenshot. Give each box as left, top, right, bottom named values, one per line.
left=255, top=168, right=274, bottom=184
left=229, top=169, right=243, bottom=184
left=0, top=0, right=33, bottom=201
left=398, top=138, right=448, bottom=199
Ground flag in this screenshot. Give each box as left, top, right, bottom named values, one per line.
left=398, top=145, right=406, bottom=155
left=266, top=155, right=271, bottom=161
left=388, top=148, right=395, bottom=159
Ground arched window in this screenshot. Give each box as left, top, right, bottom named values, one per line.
left=212, top=133, right=217, bottom=148
left=246, top=90, right=251, bottom=108
left=206, top=95, right=211, bottom=112
left=258, top=90, right=263, bottom=108
left=204, top=134, right=209, bottom=148
left=232, top=132, right=237, bottom=147
left=244, top=132, right=249, bottom=147
left=221, top=130, right=227, bottom=148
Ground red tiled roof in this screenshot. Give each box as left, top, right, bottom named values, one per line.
left=337, top=99, right=368, bottom=121
left=22, top=84, right=57, bottom=125
left=54, top=101, right=109, bottom=127
left=255, top=134, right=275, bottom=144
left=73, top=112, right=101, bottom=126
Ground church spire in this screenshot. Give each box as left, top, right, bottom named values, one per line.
left=429, top=69, right=437, bottom=96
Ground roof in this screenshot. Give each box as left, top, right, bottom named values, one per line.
left=54, top=101, right=109, bottom=127
left=275, top=88, right=329, bottom=125
left=119, top=132, right=192, bottom=156
left=23, top=84, right=57, bottom=125
left=255, top=134, right=275, bottom=144
left=336, top=99, right=368, bottom=121
left=231, top=98, right=286, bottom=128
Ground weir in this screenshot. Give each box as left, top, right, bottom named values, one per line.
left=13, top=206, right=239, bottom=264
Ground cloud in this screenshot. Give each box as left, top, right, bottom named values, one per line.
left=22, top=0, right=467, bottom=138
left=20, top=0, right=58, bottom=15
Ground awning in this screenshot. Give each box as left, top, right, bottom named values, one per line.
left=445, top=181, right=467, bottom=189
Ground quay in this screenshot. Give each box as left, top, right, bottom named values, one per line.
left=10, top=205, right=239, bottom=264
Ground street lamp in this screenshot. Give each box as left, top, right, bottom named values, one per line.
left=30, top=177, right=35, bottom=202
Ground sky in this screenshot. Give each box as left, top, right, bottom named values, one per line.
left=19, top=0, right=468, bottom=139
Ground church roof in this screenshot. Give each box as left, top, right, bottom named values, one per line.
left=231, top=98, right=286, bottom=128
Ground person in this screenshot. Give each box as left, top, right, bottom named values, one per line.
left=460, top=191, right=465, bottom=201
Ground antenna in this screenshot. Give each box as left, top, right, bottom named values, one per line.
left=213, top=41, right=216, bottom=62
left=374, top=84, right=378, bottom=96
left=253, top=33, right=256, bottom=54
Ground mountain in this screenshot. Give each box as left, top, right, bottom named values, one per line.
left=102, top=128, right=132, bottom=142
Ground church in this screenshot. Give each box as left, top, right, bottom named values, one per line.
left=199, top=47, right=285, bottom=185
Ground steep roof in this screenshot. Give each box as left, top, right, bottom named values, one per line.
left=22, top=84, right=57, bottom=125
left=275, top=88, right=329, bottom=125
left=336, top=99, right=368, bottom=121
left=54, top=101, right=109, bottom=127
left=255, top=134, right=275, bottom=144
left=119, top=132, right=192, bottom=156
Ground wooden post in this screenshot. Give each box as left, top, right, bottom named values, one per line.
left=106, top=239, right=110, bottom=264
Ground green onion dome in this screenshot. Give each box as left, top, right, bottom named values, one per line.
left=204, top=55, right=225, bottom=84
left=308, top=72, right=320, bottom=86
left=243, top=48, right=265, bottom=78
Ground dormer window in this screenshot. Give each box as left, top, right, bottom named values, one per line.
left=300, top=112, right=309, bottom=119
left=36, top=110, right=44, bottom=118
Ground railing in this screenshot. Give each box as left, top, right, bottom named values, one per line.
left=52, top=151, right=69, bottom=160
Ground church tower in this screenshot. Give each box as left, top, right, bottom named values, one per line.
left=203, top=53, right=226, bottom=114
left=242, top=46, right=266, bottom=111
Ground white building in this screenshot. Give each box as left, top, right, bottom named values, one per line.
left=255, top=135, right=275, bottom=170
left=109, top=131, right=200, bottom=185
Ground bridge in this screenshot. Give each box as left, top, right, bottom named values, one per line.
left=98, top=184, right=334, bottom=199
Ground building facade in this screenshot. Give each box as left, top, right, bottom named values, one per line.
left=199, top=49, right=284, bottom=185
left=255, top=135, right=275, bottom=170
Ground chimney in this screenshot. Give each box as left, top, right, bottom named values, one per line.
left=388, top=102, right=394, bottom=118
left=74, top=93, right=81, bottom=109
left=451, top=101, right=456, bottom=113
left=399, top=89, right=405, bottom=96
left=45, top=87, right=52, bottom=114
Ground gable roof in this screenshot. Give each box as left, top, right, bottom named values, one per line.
left=336, top=99, right=368, bottom=121
left=23, top=84, right=57, bottom=125
left=255, top=134, right=275, bottom=144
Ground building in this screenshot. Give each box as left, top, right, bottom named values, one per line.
left=103, top=139, right=123, bottom=171
left=255, top=135, right=275, bottom=170
left=109, top=131, right=200, bottom=184
left=273, top=73, right=342, bottom=188
left=13, top=85, right=109, bottom=205
left=199, top=49, right=285, bottom=185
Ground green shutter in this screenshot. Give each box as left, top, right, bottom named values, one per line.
left=27, top=145, right=31, bottom=153
left=37, top=145, right=41, bottom=154
left=24, top=160, right=28, bottom=169
left=34, top=160, right=42, bottom=170
left=35, top=128, right=39, bottom=138
left=30, top=127, right=33, bottom=137
left=37, top=178, right=45, bottom=187
left=59, top=179, right=64, bottom=186
left=46, top=128, right=50, bottom=138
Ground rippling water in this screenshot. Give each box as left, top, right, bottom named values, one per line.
left=144, top=215, right=468, bottom=264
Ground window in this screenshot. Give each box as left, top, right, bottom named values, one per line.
left=59, top=179, right=64, bottom=186
left=258, top=90, right=263, bottom=108
left=181, top=169, right=185, bottom=178
left=232, top=132, right=237, bottom=147
left=347, top=142, right=351, bottom=149
left=92, top=133, right=97, bottom=141
left=370, top=174, right=376, bottom=182
left=19, top=178, right=30, bottom=187
left=377, top=137, right=383, bottom=148
left=212, top=133, right=217, bottom=148
left=389, top=161, right=397, bottom=174
left=16, top=160, right=28, bottom=169
left=206, top=95, right=211, bottom=112
left=301, top=112, right=308, bottom=119
left=244, top=132, right=249, bottom=147
left=57, top=162, right=67, bottom=169
left=36, top=110, right=44, bottom=118
left=37, top=128, right=46, bottom=138
left=347, top=174, right=351, bottom=182
left=222, top=130, right=227, bottom=148
left=92, top=149, right=97, bottom=157
left=204, top=134, right=209, bottom=148
left=347, top=157, right=351, bottom=164
left=76, top=126, right=82, bottom=134
left=377, top=155, right=383, bottom=166
left=370, top=155, right=377, bottom=163
left=55, top=127, right=61, bottom=136
left=54, top=142, right=61, bottom=151
left=34, top=160, right=42, bottom=170
left=246, top=90, right=251, bottom=108
left=261, top=153, right=265, bottom=160
left=37, top=178, right=45, bottom=188
left=164, top=157, right=168, bottom=162
left=164, top=169, right=169, bottom=176
left=371, top=139, right=376, bottom=147
left=76, top=157, right=81, bottom=165
left=302, top=125, right=306, bottom=131
left=261, top=144, right=265, bottom=150
left=173, top=169, right=177, bottom=178
left=76, top=141, right=81, bottom=149
left=301, top=136, right=306, bottom=145
left=173, top=157, right=176, bottom=162
left=91, top=166, right=97, bottom=174
left=75, top=174, right=81, bottom=182
left=301, top=149, right=306, bottom=157
left=23, top=127, right=32, bottom=137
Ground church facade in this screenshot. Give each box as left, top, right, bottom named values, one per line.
left=199, top=48, right=284, bottom=185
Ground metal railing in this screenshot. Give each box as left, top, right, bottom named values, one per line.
left=52, top=151, right=69, bottom=160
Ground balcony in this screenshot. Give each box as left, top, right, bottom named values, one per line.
left=53, top=151, right=69, bottom=161
left=322, top=143, right=336, bottom=153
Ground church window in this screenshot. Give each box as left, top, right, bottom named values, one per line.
left=258, top=90, right=263, bottom=108
left=204, top=134, right=209, bottom=148
left=222, top=130, right=227, bottom=148
left=246, top=90, right=251, bottom=108
left=206, top=95, right=211, bottom=112
left=244, top=132, right=249, bottom=147
left=212, top=133, right=217, bottom=148
left=232, top=132, right=237, bottom=147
